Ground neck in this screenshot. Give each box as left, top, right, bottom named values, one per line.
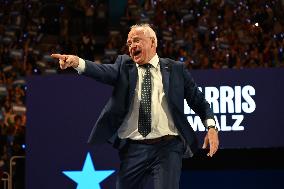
left=144, top=53, right=156, bottom=64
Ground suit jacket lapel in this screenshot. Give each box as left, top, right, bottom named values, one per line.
left=160, top=58, right=170, bottom=99
left=127, top=61, right=138, bottom=107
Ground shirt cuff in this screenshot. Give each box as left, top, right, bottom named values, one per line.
left=74, top=58, right=86, bottom=74
left=203, top=119, right=215, bottom=128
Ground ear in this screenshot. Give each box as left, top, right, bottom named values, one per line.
left=151, top=37, right=155, bottom=47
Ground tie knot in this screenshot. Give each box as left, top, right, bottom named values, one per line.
left=141, top=63, right=152, bottom=69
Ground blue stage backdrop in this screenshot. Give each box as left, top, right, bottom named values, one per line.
left=26, top=68, right=284, bottom=189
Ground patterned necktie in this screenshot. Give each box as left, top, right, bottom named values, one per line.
left=138, top=64, right=152, bottom=137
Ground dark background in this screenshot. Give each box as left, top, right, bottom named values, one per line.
left=26, top=68, right=284, bottom=189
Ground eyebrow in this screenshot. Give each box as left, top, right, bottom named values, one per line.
left=127, top=37, right=140, bottom=42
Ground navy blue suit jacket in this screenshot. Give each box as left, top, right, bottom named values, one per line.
left=82, top=54, right=214, bottom=157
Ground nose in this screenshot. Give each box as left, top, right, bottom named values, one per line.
left=130, top=45, right=138, bottom=53
left=130, top=43, right=138, bottom=49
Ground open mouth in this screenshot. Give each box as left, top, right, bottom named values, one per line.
left=133, top=50, right=141, bottom=57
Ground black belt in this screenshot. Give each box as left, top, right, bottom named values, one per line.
left=129, top=135, right=178, bottom=145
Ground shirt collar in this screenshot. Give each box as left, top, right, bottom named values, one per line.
left=136, top=53, right=159, bottom=69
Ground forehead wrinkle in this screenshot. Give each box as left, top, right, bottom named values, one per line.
left=128, top=28, right=147, bottom=39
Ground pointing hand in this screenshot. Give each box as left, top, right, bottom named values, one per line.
left=51, top=54, right=79, bottom=69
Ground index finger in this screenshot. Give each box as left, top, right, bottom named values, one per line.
left=51, top=54, right=66, bottom=60
left=209, top=142, right=218, bottom=157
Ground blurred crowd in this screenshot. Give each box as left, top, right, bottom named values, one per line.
left=107, top=0, right=284, bottom=69
left=0, top=0, right=284, bottom=180
left=0, top=0, right=108, bottom=176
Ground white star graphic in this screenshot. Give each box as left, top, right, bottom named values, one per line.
left=63, top=152, right=115, bottom=189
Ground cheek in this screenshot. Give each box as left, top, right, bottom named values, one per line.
left=141, top=46, right=147, bottom=56
left=142, top=48, right=149, bottom=57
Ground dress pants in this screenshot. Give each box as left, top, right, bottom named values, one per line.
left=116, top=136, right=184, bottom=189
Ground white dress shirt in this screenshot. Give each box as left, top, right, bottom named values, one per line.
left=117, top=54, right=178, bottom=139
left=75, top=55, right=215, bottom=140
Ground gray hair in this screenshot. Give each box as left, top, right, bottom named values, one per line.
left=130, top=23, right=158, bottom=47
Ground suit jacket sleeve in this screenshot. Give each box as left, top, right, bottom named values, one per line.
left=183, top=64, right=215, bottom=121
left=82, top=55, right=123, bottom=86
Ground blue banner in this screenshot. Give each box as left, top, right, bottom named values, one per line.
left=26, top=68, right=284, bottom=189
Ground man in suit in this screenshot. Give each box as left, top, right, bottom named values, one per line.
left=51, top=23, right=219, bottom=189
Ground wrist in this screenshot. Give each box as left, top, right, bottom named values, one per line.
left=72, top=56, right=79, bottom=68
left=208, top=125, right=218, bottom=132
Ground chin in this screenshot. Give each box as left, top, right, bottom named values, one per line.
left=133, top=57, right=143, bottom=64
